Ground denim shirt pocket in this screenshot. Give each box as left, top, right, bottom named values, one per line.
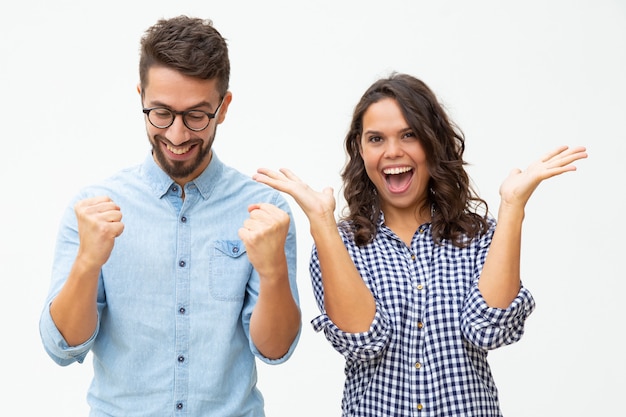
left=208, top=240, right=252, bottom=301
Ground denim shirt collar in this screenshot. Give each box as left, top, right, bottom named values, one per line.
left=140, top=151, right=225, bottom=200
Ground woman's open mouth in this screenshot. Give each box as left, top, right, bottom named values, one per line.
left=383, top=166, right=414, bottom=193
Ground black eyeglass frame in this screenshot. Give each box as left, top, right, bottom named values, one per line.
left=142, top=97, right=225, bottom=132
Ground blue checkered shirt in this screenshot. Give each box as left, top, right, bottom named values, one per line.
left=310, top=214, right=535, bottom=416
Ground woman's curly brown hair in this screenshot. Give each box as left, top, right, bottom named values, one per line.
left=340, top=73, right=489, bottom=247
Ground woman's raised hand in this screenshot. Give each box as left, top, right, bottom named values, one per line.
left=499, top=145, right=588, bottom=210
left=253, top=168, right=337, bottom=226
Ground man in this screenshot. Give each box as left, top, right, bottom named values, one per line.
left=39, top=16, right=301, bottom=417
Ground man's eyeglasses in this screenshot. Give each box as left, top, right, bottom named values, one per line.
left=142, top=97, right=224, bottom=132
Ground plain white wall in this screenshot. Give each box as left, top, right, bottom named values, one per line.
left=1, top=0, right=624, bottom=415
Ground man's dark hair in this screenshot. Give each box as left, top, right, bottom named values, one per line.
left=139, top=15, right=230, bottom=96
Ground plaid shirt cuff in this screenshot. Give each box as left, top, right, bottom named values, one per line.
left=311, top=307, right=391, bottom=361
left=461, top=283, right=536, bottom=349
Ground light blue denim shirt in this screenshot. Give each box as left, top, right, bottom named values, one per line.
left=39, top=152, right=300, bottom=417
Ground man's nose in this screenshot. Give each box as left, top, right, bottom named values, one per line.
left=167, top=114, right=192, bottom=144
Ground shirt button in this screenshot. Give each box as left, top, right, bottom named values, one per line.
left=179, top=260, right=186, bottom=267
left=179, top=307, right=186, bottom=314
left=411, top=254, right=416, bottom=260
left=172, top=186, right=178, bottom=193
left=417, top=322, right=424, bottom=329
left=178, top=355, right=185, bottom=363
left=181, top=216, right=187, bottom=223
left=415, top=362, right=421, bottom=369
left=232, top=247, right=239, bottom=254
left=176, top=403, right=183, bottom=410
left=417, top=403, right=423, bottom=410
left=416, top=284, right=424, bottom=290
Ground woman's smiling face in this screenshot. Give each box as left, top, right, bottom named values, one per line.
left=359, top=97, right=430, bottom=214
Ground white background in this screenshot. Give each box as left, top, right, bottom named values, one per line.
left=1, top=1, right=624, bottom=416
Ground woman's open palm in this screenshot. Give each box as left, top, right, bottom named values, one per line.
left=253, top=168, right=337, bottom=225
left=499, top=145, right=587, bottom=209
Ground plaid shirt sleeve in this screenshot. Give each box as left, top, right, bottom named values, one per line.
left=460, top=217, right=536, bottom=349
left=311, top=307, right=391, bottom=362
left=461, top=283, right=536, bottom=349
left=309, top=230, right=393, bottom=361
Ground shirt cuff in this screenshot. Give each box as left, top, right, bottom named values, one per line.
left=310, top=308, right=390, bottom=361
left=251, top=325, right=302, bottom=365
left=39, top=302, right=96, bottom=366
left=461, top=284, right=536, bottom=348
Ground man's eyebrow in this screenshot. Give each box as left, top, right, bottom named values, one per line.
left=147, top=100, right=215, bottom=110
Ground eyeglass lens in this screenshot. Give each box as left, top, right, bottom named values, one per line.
left=148, top=109, right=210, bottom=130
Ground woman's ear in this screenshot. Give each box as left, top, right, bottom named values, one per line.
left=357, top=135, right=364, bottom=157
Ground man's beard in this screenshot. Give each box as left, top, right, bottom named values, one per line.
left=151, top=133, right=214, bottom=181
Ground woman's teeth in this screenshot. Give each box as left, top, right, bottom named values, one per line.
left=383, top=166, right=412, bottom=175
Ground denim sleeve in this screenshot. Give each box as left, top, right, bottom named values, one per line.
left=39, top=303, right=99, bottom=366
left=461, top=283, right=536, bottom=350
left=244, top=192, right=301, bottom=365
left=39, top=196, right=103, bottom=365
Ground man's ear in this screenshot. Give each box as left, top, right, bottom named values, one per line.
left=216, top=91, right=233, bottom=124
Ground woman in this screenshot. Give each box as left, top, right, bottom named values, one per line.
left=252, top=73, right=587, bottom=416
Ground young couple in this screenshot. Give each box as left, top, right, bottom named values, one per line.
left=40, top=15, right=587, bottom=417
